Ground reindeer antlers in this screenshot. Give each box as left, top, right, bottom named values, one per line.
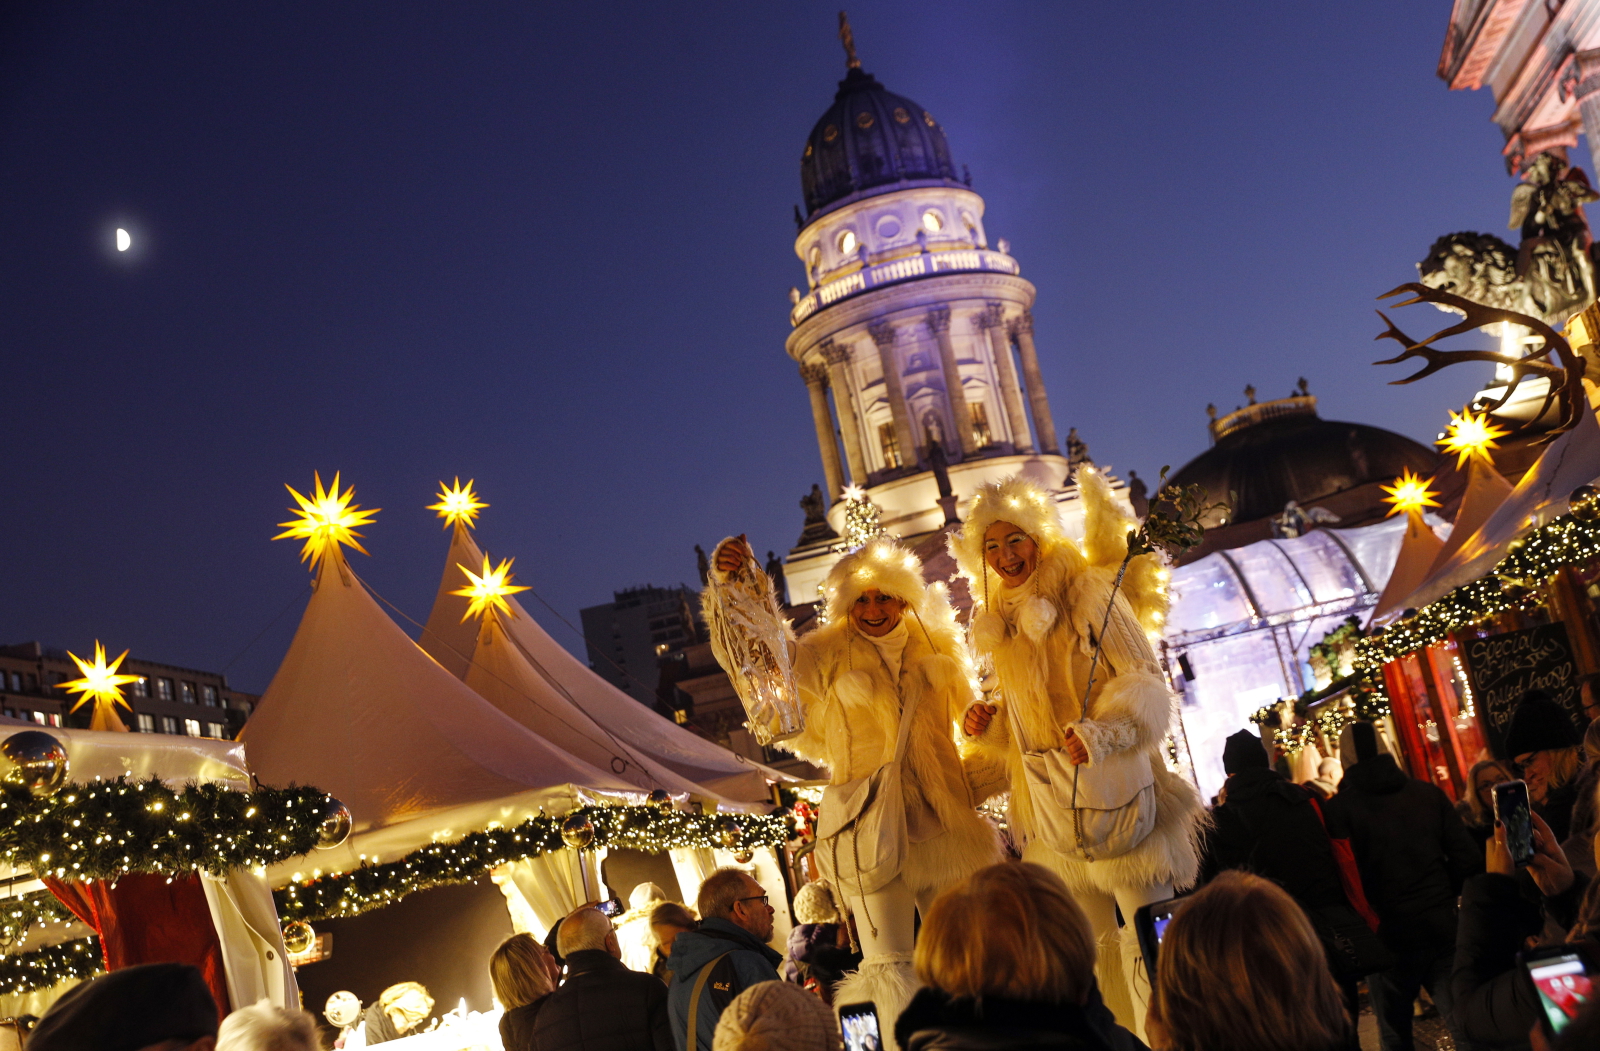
left=1374, top=282, right=1588, bottom=440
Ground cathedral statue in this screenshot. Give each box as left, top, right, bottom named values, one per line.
left=928, top=439, right=953, bottom=499
left=1126, top=469, right=1149, bottom=518
left=764, top=550, right=789, bottom=606
left=1418, top=150, right=1600, bottom=326
left=1064, top=427, right=1092, bottom=484
left=797, top=483, right=841, bottom=546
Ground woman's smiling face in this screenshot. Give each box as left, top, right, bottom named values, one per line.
left=983, top=521, right=1038, bottom=588
left=850, top=588, right=905, bottom=637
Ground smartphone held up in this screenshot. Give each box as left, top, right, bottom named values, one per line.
left=1492, top=779, right=1535, bottom=866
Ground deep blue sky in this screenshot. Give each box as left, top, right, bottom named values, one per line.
left=0, top=2, right=1519, bottom=693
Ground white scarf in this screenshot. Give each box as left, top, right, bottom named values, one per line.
left=993, top=572, right=1038, bottom=627
left=860, top=619, right=909, bottom=682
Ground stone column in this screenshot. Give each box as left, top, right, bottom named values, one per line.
left=800, top=362, right=845, bottom=502
left=1010, top=310, right=1058, bottom=453
left=927, top=306, right=977, bottom=456
left=868, top=319, right=918, bottom=471
left=820, top=341, right=869, bottom=484
left=1575, top=50, right=1600, bottom=178
left=979, top=302, right=1033, bottom=452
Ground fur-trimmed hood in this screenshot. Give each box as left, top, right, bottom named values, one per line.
left=819, top=538, right=965, bottom=652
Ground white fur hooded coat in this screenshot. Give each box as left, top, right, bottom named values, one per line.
left=727, top=538, right=1002, bottom=898
left=949, top=470, right=1205, bottom=895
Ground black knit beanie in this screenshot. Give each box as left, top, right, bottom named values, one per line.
left=1222, top=729, right=1269, bottom=774
left=1503, top=690, right=1582, bottom=757
left=1350, top=721, right=1380, bottom=762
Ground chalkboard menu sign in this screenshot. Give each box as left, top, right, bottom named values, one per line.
left=1459, top=622, right=1586, bottom=758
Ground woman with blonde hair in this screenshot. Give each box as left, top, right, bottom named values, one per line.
left=362, top=981, right=434, bottom=1045
left=1456, top=758, right=1515, bottom=851
left=490, top=933, right=557, bottom=1051
left=1148, top=871, right=1350, bottom=1051
left=895, top=862, right=1143, bottom=1051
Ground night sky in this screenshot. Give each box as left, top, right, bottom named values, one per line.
left=0, top=3, right=1521, bottom=694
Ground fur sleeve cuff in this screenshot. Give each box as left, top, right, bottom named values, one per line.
left=1089, top=671, right=1174, bottom=742
left=1071, top=716, right=1137, bottom=765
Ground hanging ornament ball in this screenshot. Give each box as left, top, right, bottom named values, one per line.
left=281, top=920, right=316, bottom=955
left=623, top=808, right=653, bottom=834
left=733, top=850, right=754, bottom=864
left=315, top=797, right=353, bottom=850
left=648, top=788, right=672, bottom=809
left=716, top=815, right=743, bottom=850
left=561, top=813, right=596, bottom=850
left=0, top=732, right=68, bottom=797
left=1570, top=485, right=1600, bottom=522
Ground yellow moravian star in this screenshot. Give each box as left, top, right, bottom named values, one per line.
left=60, top=641, right=139, bottom=726
left=1438, top=410, right=1508, bottom=471
left=452, top=555, right=531, bottom=622
left=273, top=471, right=380, bottom=568
left=428, top=478, right=488, bottom=530
left=1381, top=468, right=1441, bottom=519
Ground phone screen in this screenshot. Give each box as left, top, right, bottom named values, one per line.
left=1134, top=897, right=1181, bottom=971
left=1525, top=951, right=1594, bottom=1035
left=597, top=897, right=624, bottom=918
left=1493, top=780, right=1535, bottom=866
left=838, top=1002, right=882, bottom=1051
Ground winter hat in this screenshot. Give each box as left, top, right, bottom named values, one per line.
left=30, top=963, right=218, bottom=1051
left=630, top=882, right=667, bottom=911
left=793, top=880, right=842, bottom=925
left=1347, top=721, right=1381, bottom=762
left=1504, top=690, right=1582, bottom=757
left=1222, top=729, right=1270, bottom=774
left=712, top=980, right=842, bottom=1051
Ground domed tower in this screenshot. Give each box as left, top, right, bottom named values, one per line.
left=783, top=17, right=1075, bottom=596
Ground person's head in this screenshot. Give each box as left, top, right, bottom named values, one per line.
left=29, top=963, right=219, bottom=1051
left=818, top=537, right=924, bottom=638
left=949, top=476, right=1086, bottom=608
left=216, top=1000, right=318, bottom=1051
left=1580, top=674, right=1600, bottom=724
left=981, top=521, right=1039, bottom=588
left=378, top=982, right=433, bottom=1034
left=650, top=901, right=697, bottom=955
left=792, top=880, right=842, bottom=925
left=1347, top=721, right=1380, bottom=763
left=711, top=981, right=842, bottom=1051
left=1221, top=729, right=1269, bottom=777
left=849, top=589, right=906, bottom=637
left=1466, top=759, right=1515, bottom=823
left=915, top=861, right=1096, bottom=1005
left=1149, top=872, right=1349, bottom=1051
left=1506, top=692, right=1585, bottom=802
left=558, top=907, right=621, bottom=959
left=489, top=933, right=556, bottom=1010
left=698, top=867, right=775, bottom=943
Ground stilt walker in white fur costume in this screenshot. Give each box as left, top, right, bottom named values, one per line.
left=949, top=468, right=1207, bottom=1037
left=703, top=535, right=1002, bottom=1042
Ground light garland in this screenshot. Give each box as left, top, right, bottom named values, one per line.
left=0, top=937, right=102, bottom=995
left=276, top=803, right=791, bottom=923
left=839, top=485, right=885, bottom=549
left=0, top=892, right=75, bottom=947
left=0, top=778, right=332, bottom=881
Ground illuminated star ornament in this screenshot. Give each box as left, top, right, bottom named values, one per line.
left=273, top=472, right=380, bottom=569
left=428, top=478, right=488, bottom=530
left=451, top=555, right=531, bottom=623
left=1381, top=468, right=1441, bottom=520
left=1438, top=410, right=1509, bottom=471
left=60, top=641, right=139, bottom=731
left=840, top=483, right=866, bottom=503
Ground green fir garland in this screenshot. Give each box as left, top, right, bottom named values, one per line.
left=0, top=778, right=333, bottom=881
left=0, top=893, right=75, bottom=948
left=0, top=937, right=102, bottom=996
left=277, top=804, right=790, bottom=923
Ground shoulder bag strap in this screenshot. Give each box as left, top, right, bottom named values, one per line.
left=685, top=951, right=733, bottom=1051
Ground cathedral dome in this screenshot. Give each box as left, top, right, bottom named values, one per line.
left=1168, top=395, right=1440, bottom=525
left=801, top=66, right=962, bottom=218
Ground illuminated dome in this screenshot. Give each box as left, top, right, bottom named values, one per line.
left=800, top=66, right=962, bottom=218
left=1169, top=393, right=1440, bottom=525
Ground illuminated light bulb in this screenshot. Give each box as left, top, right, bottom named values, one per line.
left=59, top=642, right=138, bottom=723
left=1381, top=469, right=1441, bottom=519
left=450, top=555, right=531, bottom=622
left=428, top=478, right=488, bottom=529
left=273, top=472, right=380, bottom=568
left=115, top=229, right=130, bottom=252
left=1438, top=410, right=1508, bottom=471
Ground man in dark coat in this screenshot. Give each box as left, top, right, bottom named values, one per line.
left=533, top=907, right=673, bottom=1051
left=1203, top=729, right=1360, bottom=1046
left=667, top=868, right=782, bottom=1051
left=1326, top=722, right=1483, bottom=1051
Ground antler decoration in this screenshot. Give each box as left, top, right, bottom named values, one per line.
left=1374, top=282, right=1588, bottom=441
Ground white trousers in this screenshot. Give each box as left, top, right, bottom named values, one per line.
left=838, top=875, right=936, bottom=958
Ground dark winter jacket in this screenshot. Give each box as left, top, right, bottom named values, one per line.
left=1455, top=799, right=1497, bottom=854
left=1326, top=754, right=1482, bottom=952
left=894, top=986, right=1147, bottom=1051
left=1539, top=776, right=1582, bottom=844
left=783, top=922, right=844, bottom=982
left=1449, top=871, right=1596, bottom=1050
left=665, top=918, right=782, bottom=1051
left=500, top=995, right=549, bottom=1051
left=532, top=949, right=673, bottom=1051
left=1202, top=768, right=1349, bottom=910
left=1564, top=759, right=1600, bottom=878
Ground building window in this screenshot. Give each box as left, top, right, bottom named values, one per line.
left=205, top=722, right=225, bottom=738
left=970, top=402, right=993, bottom=448
left=30, top=712, right=45, bottom=725
left=24, top=674, right=36, bottom=692
left=161, top=716, right=178, bottom=734
left=156, top=678, right=174, bottom=701
left=47, top=713, right=60, bottom=727
left=183, top=718, right=201, bottom=737
left=878, top=422, right=903, bottom=469
left=180, top=682, right=197, bottom=705
left=6, top=673, right=16, bottom=691
left=132, top=676, right=149, bottom=697
left=202, top=685, right=218, bottom=706
left=136, top=713, right=155, bottom=733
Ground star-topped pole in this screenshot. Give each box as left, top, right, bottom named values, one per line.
left=273, top=472, right=380, bottom=571
left=451, top=555, right=530, bottom=623
left=428, top=478, right=487, bottom=531
left=1438, top=409, right=1509, bottom=472
left=1381, top=468, right=1441, bottom=521
left=60, top=641, right=139, bottom=732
